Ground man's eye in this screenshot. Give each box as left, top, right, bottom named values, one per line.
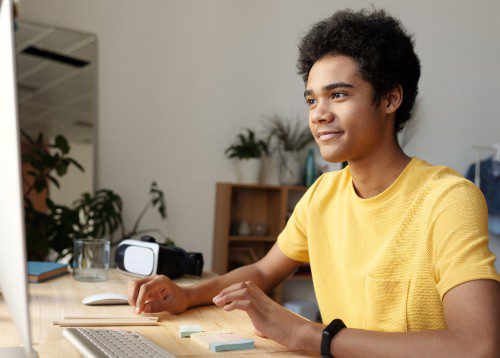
left=306, top=98, right=317, bottom=106
left=332, top=92, right=346, bottom=99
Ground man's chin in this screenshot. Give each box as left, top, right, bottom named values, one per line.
left=319, top=148, right=347, bottom=163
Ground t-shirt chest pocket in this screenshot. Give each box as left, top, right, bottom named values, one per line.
left=364, top=275, right=410, bottom=332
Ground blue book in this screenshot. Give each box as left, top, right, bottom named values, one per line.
left=27, top=261, right=68, bottom=283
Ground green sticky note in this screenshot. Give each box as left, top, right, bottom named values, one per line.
left=180, top=324, right=202, bottom=338
left=210, top=338, right=254, bottom=352
left=190, top=330, right=254, bottom=352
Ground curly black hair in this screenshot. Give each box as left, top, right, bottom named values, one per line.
left=297, top=8, right=421, bottom=133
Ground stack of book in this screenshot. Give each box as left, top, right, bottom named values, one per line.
left=27, top=261, right=69, bottom=283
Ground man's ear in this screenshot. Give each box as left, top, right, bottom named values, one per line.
left=385, top=85, right=403, bottom=114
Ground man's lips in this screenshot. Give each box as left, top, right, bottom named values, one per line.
left=317, top=131, right=343, bottom=141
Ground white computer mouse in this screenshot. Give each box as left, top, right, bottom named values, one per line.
left=82, top=293, right=129, bottom=306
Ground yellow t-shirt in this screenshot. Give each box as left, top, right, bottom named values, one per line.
left=277, top=157, right=499, bottom=332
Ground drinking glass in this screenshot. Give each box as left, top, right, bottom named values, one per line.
left=73, top=238, right=110, bottom=282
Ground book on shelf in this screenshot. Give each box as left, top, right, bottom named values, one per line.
left=27, top=261, right=69, bottom=283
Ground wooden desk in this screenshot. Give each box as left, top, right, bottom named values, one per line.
left=0, top=269, right=314, bottom=357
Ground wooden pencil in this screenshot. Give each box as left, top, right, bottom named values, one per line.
left=54, top=319, right=158, bottom=327
left=63, top=315, right=158, bottom=321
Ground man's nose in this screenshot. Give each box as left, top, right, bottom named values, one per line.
left=311, top=103, right=334, bottom=124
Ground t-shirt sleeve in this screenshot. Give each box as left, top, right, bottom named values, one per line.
left=277, top=174, right=325, bottom=262
left=432, top=183, right=500, bottom=301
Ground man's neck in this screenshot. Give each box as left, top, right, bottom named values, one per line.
left=348, top=142, right=411, bottom=199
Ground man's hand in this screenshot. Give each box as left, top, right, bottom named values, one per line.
left=127, top=274, right=189, bottom=314
left=212, top=280, right=314, bottom=350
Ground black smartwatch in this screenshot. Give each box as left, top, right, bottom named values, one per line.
left=321, top=318, right=346, bottom=357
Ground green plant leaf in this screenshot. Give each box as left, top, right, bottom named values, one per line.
left=264, top=115, right=313, bottom=152
left=68, top=158, right=84, bottom=172
left=21, top=130, right=34, bottom=143
left=34, top=177, right=47, bottom=193
left=47, top=175, right=60, bottom=188
left=36, top=133, right=44, bottom=145
left=21, top=153, right=33, bottom=164
left=56, top=162, right=68, bottom=176
left=26, top=170, right=38, bottom=178
left=225, top=127, right=265, bottom=159
left=55, top=135, right=69, bottom=154
left=45, top=198, right=55, bottom=210
left=72, top=189, right=123, bottom=240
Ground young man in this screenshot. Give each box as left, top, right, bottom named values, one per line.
left=128, top=9, right=500, bottom=356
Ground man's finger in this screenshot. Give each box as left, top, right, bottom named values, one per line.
left=222, top=300, right=251, bottom=312
left=135, top=279, right=158, bottom=314
left=213, top=282, right=247, bottom=301
left=127, top=276, right=155, bottom=306
left=213, top=287, right=249, bottom=306
left=245, top=280, right=258, bottom=289
left=143, top=299, right=175, bottom=313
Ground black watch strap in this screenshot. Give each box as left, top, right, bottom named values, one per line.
left=321, top=318, right=346, bottom=357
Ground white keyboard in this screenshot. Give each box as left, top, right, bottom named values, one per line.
left=63, top=328, right=175, bottom=358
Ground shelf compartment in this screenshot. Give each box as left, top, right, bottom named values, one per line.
left=212, top=182, right=307, bottom=279
left=230, top=187, right=281, bottom=237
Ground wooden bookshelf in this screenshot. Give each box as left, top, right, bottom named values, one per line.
left=212, top=182, right=309, bottom=302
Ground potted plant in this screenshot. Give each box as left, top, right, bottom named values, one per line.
left=265, top=115, right=314, bottom=185
left=21, top=131, right=85, bottom=260
left=71, top=181, right=172, bottom=266
left=21, top=131, right=172, bottom=262
left=225, top=128, right=267, bottom=184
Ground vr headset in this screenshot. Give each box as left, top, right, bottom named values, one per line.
left=115, top=236, right=204, bottom=279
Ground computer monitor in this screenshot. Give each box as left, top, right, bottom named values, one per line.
left=0, top=0, right=37, bottom=356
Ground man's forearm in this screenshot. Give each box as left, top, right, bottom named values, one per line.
left=299, top=323, right=493, bottom=358
left=185, top=263, right=273, bottom=308
left=185, top=243, right=298, bottom=309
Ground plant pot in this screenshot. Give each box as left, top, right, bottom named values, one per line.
left=235, top=158, right=261, bottom=184
left=279, top=151, right=302, bottom=185
left=260, top=153, right=280, bottom=185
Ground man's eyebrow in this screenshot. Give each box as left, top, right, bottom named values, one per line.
left=303, top=82, right=355, bottom=97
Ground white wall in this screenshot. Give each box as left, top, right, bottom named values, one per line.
left=21, top=0, right=500, bottom=269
